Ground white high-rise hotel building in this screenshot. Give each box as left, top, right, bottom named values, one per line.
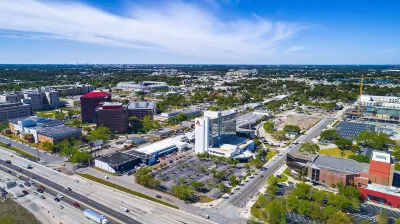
left=195, top=110, right=237, bottom=154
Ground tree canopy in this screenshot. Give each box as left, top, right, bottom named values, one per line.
left=320, top=129, right=341, bottom=141
left=334, top=138, right=353, bottom=150
left=356, top=131, right=394, bottom=149
left=299, top=142, right=320, bottom=154
left=263, top=121, right=274, bottom=134
left=283, top=125, right=301, bottom=133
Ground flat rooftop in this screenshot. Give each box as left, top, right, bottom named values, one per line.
left=222, top=136, right=248, bottom=146
left=37, top=125, right=81, bottom=138
left=128, top=101, right=155, bottom=110
left=312, top=154, right=369, bottom=174
left=364, top=183, right=400, bottom=197
left=335, top=121, right=375, bottom=140
left=96, top=152, right=140, bottom=167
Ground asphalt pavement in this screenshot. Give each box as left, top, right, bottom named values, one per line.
left=0, top=159, right=140, bottom=224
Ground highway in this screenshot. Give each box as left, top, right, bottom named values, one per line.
left=0, top=169, right=90, bottom=224
left=227, top=117, right=335, bottom=207
left=0, top=148, right=215, bottom=224
left=0, top=135, right=63, bottom=164
left=0, top=158, right=139, bottom=224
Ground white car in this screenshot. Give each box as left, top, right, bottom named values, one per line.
left=121, top=207, right=129, bottom=212
left=59, top=205, right=64, bottom=209
left=33, top=192, right=38, bottom=195
left=65, top=186, right=71, bottom=191
left=16, top=174, right=22, bottom=178
left=57, top=194, right=63, bottom=199
left=104, top=176, right=109, bottom=179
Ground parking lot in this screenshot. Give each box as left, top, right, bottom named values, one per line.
left=153, top=153, right=250, bottom=198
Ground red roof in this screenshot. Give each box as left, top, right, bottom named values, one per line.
left=81, top=91, right=111, bottom=98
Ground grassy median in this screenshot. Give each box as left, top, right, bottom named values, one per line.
left=0, top=142, right=38, bottom=161
left=76, top=173, right=179, bottom=210
left=0, top=198, right=40, bottom=224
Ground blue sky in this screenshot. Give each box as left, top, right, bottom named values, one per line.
left=0, top=0, right=399, bottom=64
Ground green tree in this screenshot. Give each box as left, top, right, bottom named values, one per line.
left=356, top=131, right=394, bottom=149
left=299, top=142, right=320, bottom=154
left=142, top=115, right=154, bottom=132
left=229, top=175, right=238, bottom=185
left=338, top=185, right=361, bottom=200
left=322, top=205, right=337, bottom=220
left=267, top=176, right=278, bottom=186
left=129, top=116, right=144, bottom=133
left=297, top=200, right=312, bottom=217
left=88, top=125, right=111, bottom=142
left=348, top=154, right=370, bottom=163
left=0, top=120, right=9, bottom=131
left=395, top=218, right=400, bottom=224
left=218, top=182, right=228, bottom=193
left=244, top=163, right=251, bottom=170
left=395, top=162, right=400, bottom=171
left=190, top=181, right=203, bottom=191
left=41, top=141, right=54, bottom=152
left=377, top=210, right=389, bottom=224
left=272, top=130, right=287, bottom=141
left=70, top=151, right=92, bottom=164
left=65, top=119, right=82, bottom=127
left=310, top=202, right=323, bottom=221
left=392, top=145, right=400, bottom=160
left=59, top=145, right=78, bottom=159
left=334, top=138, right=353, bottom=150
left=320, top=129, right=341, bottom=141
left=292, top=182, right=311, bottom=199
left=286, top=194, right=299, bottom=212
left=283, top=125, right=301, bottom=133
left=327, top=211, right=353, bottom=224
left=265, top=197, right=286, bottom=224
left=263, top=121, right=274, bottom=133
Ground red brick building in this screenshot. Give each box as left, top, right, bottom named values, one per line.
left=80, top=91, right=111, bottom=123
left=96, top=102, right=128, bottom=133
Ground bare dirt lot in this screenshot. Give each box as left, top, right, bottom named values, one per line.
left=277, top=114, right=322, bottom=131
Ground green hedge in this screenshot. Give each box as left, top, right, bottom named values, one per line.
left=76, top=173, right=179, bottom=210
left=0, top=142, right=38, bottom=161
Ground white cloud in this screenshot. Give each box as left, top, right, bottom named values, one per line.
left=284, top=46, right=306, bottom=53
left=0, top=0, right=307, bottom=61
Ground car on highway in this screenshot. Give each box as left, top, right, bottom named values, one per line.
left=37, top=189, right=44, bottom=193
left=40, top=195, right=45, bottom=199
left=29, top=180, right=35, bottom=185
left=5, top=160, right=11, bottom=164
left=16, top=174, right=22, bottom=178
left=65, top=186, right=71, bottom=191
left=56, top=194, right=63, bottom=199
left=74, top=180, right=79, bottom=183
left=121, top=207, right=129, bottom=212
left=39, top=185, right=45, bottom=190
left=104, top=176, right=109, bottom=179
left=54, top=197, right=60, bottom=202
left=201, top=214, right=210, bottom=219
left=24, top=182, right=31, bottom=187
left=156, top=195, right=162, bottom=199
left=73, top=202, right=80, bottom=207
left=59, top=205, right=64, bottom=209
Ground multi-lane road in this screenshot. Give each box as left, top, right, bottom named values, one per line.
left=227, top=117, right=335, bottom=207
left=0, top=148, right=215, bottom=224
left=0, top=158, right=139, bottom=224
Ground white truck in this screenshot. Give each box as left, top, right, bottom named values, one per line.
left=83, top=209, right=110, bottom=224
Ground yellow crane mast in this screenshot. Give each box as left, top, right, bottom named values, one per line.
left=358, top=74, right=364, bottom=115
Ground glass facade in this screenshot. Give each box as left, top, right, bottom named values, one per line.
left=206, top=110, right=237, bottom=147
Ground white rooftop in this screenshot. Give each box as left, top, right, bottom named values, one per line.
left=371, top=151, right=391, bottom=163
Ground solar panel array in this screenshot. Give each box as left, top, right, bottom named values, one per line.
left=335, top=122, right=376, bottom=140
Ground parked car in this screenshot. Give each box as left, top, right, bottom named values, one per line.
left=22, top=190, right=28, bottom=194
left=54, top=198, right=60, bottom=202
left=59, top=205, right=64, bottom=209
left=40, top=195, right=45, bottom=199
left=18, top=184, right=24, bottom=188
left=65, top=186, right=71, bottom=191
left=33, top=191, right=38, bottom=195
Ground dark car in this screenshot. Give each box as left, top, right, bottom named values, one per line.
left=5, top=160, right=11, bottom=164
left=54, top=198, right=60, bottom=202
left=18, top=184, right=24, bottom=188
left=156, top=195, right=162, bottom=199
left=37, top=189, right=44, bottom=193
left=73, top=202, right=80, bottom=207
left=24, top=182, right=31, bottom=187
left=22, top=190, right=28, bottom=194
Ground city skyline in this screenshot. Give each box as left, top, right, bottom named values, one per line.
left=0, top=0, right=399, bottom=64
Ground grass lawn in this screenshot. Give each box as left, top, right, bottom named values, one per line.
left=318, top=147, right=354, bottom=158
left=199, top=195, right=215, bottom=203
left=0, top=198, right=40, bottom=224
left=266, top=151, right=277, bottom=161
left=76, top=173, right=179, bottom=209
left=277, top=174, right=288, bottom=183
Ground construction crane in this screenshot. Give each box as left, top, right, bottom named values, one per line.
left=357, top=74, right=364, bottom=115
